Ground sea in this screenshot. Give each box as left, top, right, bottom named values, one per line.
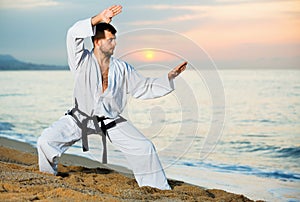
left=0, top=69, right=299, bottom=202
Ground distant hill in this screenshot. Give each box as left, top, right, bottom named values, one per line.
left=0, top=54, right=68, bottom=70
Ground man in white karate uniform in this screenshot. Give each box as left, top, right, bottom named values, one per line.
left=37, top=5, right=187, bottom=190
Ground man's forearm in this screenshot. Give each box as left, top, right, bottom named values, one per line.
left=91, top=14, right=103, bottom=26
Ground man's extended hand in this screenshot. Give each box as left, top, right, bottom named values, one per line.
left=92, top=5, right=122, bottom=25
left=168, top=61, right=187, bottom=80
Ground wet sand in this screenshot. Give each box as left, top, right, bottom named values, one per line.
left=0, top=137, right=263, bottom=202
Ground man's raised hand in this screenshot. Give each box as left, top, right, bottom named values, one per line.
left=92, top=5, right=122, bottom=25
left=102, top=5, right=122, bottom=23
left=168, top=61, right=188, bottom=80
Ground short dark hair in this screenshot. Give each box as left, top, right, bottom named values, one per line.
left=92, top=23, right=117, bottom=42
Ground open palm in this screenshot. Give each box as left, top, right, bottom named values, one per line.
left=101, top=5, right=122, bottom=23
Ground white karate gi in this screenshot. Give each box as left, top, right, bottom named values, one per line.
left=37, top=18, right=174, bottom=190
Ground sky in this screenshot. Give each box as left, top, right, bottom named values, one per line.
left=0, top=0, right=299, bottom=69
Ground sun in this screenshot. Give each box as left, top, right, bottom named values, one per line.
left=145, top=50, right=154, bottom=60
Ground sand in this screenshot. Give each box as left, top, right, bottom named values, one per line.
left=0, top=137, right=263, bottom=202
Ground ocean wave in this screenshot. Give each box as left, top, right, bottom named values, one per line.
left=0, top=93, right=25, bottom=97
left=238, top=119, right=278, bottom=124
left=257, top=170, right=300, bottom=181
left=229, top=141, right=280, bottom=153
left=275, top=147, right=300, bottom=158
left=0, top=122, right=14, bottom=131
left=181, top=161, right=300, bottom=181
left=247, top=145, right=300, bottom=159
left=229, top=141, right=300, bottom=159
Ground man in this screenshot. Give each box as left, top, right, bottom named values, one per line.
left=37, top=5, right=187, bottom=190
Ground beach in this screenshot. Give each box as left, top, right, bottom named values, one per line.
left=0, top=137, right=261, bottom=202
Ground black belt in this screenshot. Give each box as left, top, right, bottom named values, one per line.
left=65, top=100, right=126, bottom=164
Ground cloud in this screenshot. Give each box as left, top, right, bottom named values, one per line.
left=0, top=0, right=61, bottom=9
left=128, top=14, right=201, bottom=26
left=133, top=1, right=300, bottom=39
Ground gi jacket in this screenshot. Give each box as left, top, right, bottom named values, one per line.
left=66, top=18, right=175, bottom=120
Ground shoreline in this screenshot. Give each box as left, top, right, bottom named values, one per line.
left=0, top=137, right=262, bottom=201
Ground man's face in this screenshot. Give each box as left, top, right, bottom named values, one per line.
left=99, top=30, right=117, bottom=56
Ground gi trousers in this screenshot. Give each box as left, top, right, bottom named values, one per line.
left=37, top=115, right=171, bottom=190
